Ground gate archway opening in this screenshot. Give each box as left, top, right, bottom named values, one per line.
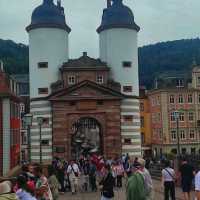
left=71, top=117, right=102, bottom=159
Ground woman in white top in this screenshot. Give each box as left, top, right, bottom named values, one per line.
left=161, top=160, right=176, bottom=200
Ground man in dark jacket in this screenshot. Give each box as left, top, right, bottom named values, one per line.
left=99, top=164, right=115, bottom=200
left=89, top=160, right=97, bottom=192
left=179, top=158, right=195, bottom=200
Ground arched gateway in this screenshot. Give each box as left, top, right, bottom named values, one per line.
left=71, top=117, right=102, bottom=159
left=50, top=80, right=124, bottom=161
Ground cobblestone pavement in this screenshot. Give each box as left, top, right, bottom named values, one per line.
left=59, top=189, right=163, bottom=200
left=59, top=180, right=195, bottom=200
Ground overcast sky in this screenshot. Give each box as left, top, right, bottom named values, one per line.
left=0, top=0, right=200, bottom=58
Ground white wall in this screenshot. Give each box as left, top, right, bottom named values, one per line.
left=99, top=28, right=139, bottom=96
left=29, top=28, right=69, bottom=98
left=30, top=100, right=52, bottom=163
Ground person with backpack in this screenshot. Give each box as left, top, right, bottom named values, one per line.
left=126, top=163, right=147, bottom=200
left=161, top=160, right=176, bottom=200
left=137, top=158, right=153, bottom=200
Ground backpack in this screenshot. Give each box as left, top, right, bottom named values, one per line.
left=127, top=172, right=146, bottom=200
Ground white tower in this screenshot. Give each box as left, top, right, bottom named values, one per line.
left=27, top=0, right=71, bottom=98
left=26, top=0, right=71, bottom=163
left=97, top=0, right=141, bottom=156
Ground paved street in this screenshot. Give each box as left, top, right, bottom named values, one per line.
left=59, top=180, right=195, bottom=200
left=59, top=187, right=162, bottom=200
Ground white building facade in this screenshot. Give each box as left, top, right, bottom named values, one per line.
left=27, top=0, right=141, bottom=163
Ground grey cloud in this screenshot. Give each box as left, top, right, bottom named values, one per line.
left=0, top=0, right=200, bottom=58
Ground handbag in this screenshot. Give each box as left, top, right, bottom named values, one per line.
left=71, top=165, right=79, bottom=177
left=164, top=168, right=177, bottom=183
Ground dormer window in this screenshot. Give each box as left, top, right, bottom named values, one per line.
left=68, top=76, right=76, bottom=85
left=123, top=61, right=132, bottom=68
left=176, top=79, right=184, bottom=87
left=96, top=75, right=104, bottom=84
left=38, top=62, right=48, bottom=68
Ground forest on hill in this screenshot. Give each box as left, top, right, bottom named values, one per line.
left=0, top=39, right=28, bottom=74
left=0, top=38, right=200, bottom=88
left=138, top=38, right=200, bottom=88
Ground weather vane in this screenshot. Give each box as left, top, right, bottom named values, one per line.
left=107, top=0, right=122, bottom=7
left=57, top=0, right=61, bottom=6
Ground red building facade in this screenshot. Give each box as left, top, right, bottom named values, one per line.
left=0, top=68, right=21, bottom=176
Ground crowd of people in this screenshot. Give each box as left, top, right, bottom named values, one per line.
left=1, top=154, right=200, bottom=200
left=0, top=154, right=153, bottom=200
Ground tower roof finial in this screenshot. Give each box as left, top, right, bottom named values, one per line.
left=97, top=0, right=140, bottom=33
left=112, top=0, right=123, bottom=4
left=43, top=0, right=53, bottom=4
left=57, top=0, right=61, bottom=7
left=26, top=0, right=71, bottom=33
left=107, top=0, right=111, bottom=8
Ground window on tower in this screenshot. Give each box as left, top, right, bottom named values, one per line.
left=38, top=88, right=48, bottom=95
left=68, top=76, right=76, bottom=85
left=124, top=138, right=132, bottom=145
left=41, top=140, right=49, bottom=146
left=123, top=115, right=133, bottom=122
left=38, top=62, right=48, bottom=68
left=123, top=86, right=132, bottom=93
left=96, top=75, right=104, bottom=84
left=122, top=61, right=132, bottom=68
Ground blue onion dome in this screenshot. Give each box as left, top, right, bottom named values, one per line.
left=97, top=0, right=140, bottom=33
left=26, top=0, right=71, bottom=33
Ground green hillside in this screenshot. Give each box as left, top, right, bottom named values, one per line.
left=0, top=38, right=200, bottom=89
left=0, top=39, right=28, bottom=74
left=139, top=38, right=200, bottom=88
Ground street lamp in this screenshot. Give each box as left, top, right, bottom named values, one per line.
left=173, top=111, right=181, bottom=158
left=37, top=117, right=44, bottom=164
left=22, top=114, right=33, bottom=163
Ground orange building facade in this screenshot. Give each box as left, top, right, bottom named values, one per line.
left=140, top=88, right=152, bottom=156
